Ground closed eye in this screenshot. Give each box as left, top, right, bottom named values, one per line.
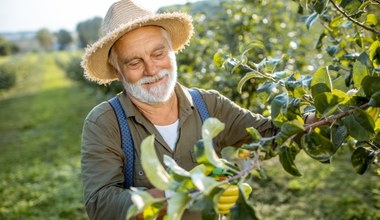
left=127, top=59, right=143, bottom=70
left=152, top=49, right=167, bottom=59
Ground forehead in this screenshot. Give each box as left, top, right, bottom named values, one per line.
left=113, top=26, right=170, bottom=52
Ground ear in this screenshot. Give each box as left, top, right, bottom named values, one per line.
left=110, top=66, right=122, bottom=81
left=116, top=72, right=122, bottom=81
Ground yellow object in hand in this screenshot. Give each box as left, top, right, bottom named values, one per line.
left=217, top=183, right=252, bottom=214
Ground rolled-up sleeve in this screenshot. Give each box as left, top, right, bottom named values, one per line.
left=201, top=89, right=275, bottom=148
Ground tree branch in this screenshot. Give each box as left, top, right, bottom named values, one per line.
left=328, top=0, right=380, bottom=36
left=304, top=103, right=370, bottom=131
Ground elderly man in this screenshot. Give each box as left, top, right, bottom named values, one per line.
left=80, top=0, right=276, bottom=219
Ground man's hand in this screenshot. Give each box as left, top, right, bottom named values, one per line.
left=217, top=183, right=252, bottom=214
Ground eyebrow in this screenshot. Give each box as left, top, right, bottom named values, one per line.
left=122, top=44, right=167, bottom=64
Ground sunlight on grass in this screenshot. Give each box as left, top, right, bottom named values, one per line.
left=0, top=52, right=97, bottom=219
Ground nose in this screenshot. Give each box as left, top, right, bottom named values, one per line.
left=143, top=59, right=158, bottom=76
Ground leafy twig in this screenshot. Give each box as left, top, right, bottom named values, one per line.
left=304, top=102, right=370, bottom=131
left=226, top=152, right=260, bottom=182
left=364, top=141, right=380, bottom=151
left=328, top=0, right=380, bottom=36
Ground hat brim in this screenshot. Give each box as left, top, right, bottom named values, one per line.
left=81, top=12, right=193, bottom=85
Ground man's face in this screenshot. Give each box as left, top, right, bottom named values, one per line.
left=112, top=26, right=177, bottom=104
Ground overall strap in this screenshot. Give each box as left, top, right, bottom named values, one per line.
left=188, top=88, right=209, bottom=122
left=108, top=96, right=134, bottom=189
left=109, top=89, right=209, bottom=189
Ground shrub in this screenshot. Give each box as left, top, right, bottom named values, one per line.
left=0, top=63, right=16, bottom=90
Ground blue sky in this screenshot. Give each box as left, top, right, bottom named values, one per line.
left=0, top=0, right=197, bottom=32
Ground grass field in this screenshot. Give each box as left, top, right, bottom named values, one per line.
left=0, top=52, right=99, bottom=219
left=0, top=52, right=379, bottom=220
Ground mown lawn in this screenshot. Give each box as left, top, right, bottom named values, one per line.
left=0, top=52, right=379, bottom=220
left=0, top=52, right=99, bottom=219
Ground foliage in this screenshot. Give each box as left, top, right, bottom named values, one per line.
left=56, top=50, right=124, bottom=95
left=36, top=28, right=54, bottom=51
left=0, top=62, right=17, bottom=90
left=131, top=0, right=380, bottom=219
left=55, top=29, right=73, bottom=51
left=0, top=53, right=94, bottom=219
left=173, top=0, right=321, bottom=114
left=0, top=36, right=19, bottom=56
left=0, top=54, right=37, bottom=93
left=76, top=17, right=102, bottom=48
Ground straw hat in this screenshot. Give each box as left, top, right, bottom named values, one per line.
left=81, top=0, right=194, bottom=84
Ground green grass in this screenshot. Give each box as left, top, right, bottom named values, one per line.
left=252, top=150, right=380, bottom=220
left=0, top=52, right=98, bottom=219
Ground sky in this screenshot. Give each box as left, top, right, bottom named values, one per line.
left=0, top=0, right=196, bottom=33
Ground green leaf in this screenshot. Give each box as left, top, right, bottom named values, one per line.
left=246, top=127, right=262, bottom=141
left=275, top=120, right=304, bottom=146
left=343, top=109, right=375, bottom=141
left=301, top=132, right=336, bottom=163
left=314, top=92, right=350, bottom=117
left=332, top=75, right=347, bottom=92
left=271, top=93, right=288, bottom=127
left=199, top=118, right=227, bottom=169
left=141, top=135, right=178, bottom=190
left=326, top=45, right=339, bottom=56
left=305, top=12, right=319, bottom=29
left=315, top=32, right=326, bottom=50
left=357, top=52, right=373, bottom=67
left=164, top=155, right=190, bottom=177
left=331, top=125, right=348, bottom=148
left=278, top=146, right=302, bottom=176
left=310, top=66, right=332, bottom=99
left=164, top=156, right=197, bottom=192
left=213, top=51, right=229, bottom=68
left=366, top=107, right=380, bottom=122
left=340, top=0, right=362, bottom=14
left=361, top=76, right=380, bottom=98
left=365, top=14, right=377, bottom=26
left=369, top=91, right=380, bottom=107
left=202, top=117, right=225, bottom=140
left=190, top=167, right=221, bottom=194
left=313, top=0, right=326, bottom=14
left=167, top=193, right=191, bottom=220
left=351, top=145, right=376, bottom=175
left=237, top=72, right=259, bottom=94
left=368, top=41, right=380, bottom=65
left=375, top=133, right=380, bottom=145
left=353, top=60, right=369, bottom=89
left=283, top=73, right=307, bottom=98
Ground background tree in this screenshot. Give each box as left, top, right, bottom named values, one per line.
left=56, top=29, right=73, bottom=51
left=36, top=28, right=54, bottom=51
left=76, top=17, right=102, bottom=48
left=0, top=36, right=19, bottom=56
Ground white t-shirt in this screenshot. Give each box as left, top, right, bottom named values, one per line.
left=154, top=120, right=179, bottom=198
left=154, top=119, right=179, bottom=151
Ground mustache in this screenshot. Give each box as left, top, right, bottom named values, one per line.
left=136, top=70, right=170, bottom=85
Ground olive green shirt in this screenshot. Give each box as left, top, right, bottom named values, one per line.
left=81, top=83, right=274, bottom=220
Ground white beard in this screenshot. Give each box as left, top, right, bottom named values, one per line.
left=122, top=53, right=178, bottom=104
